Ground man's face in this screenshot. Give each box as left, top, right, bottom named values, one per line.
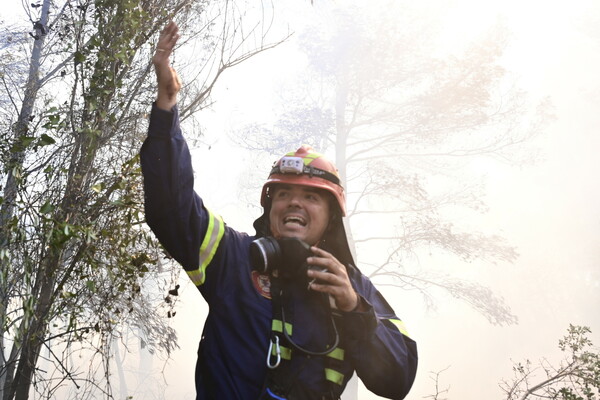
left=268, top=184, right=331, bottom=246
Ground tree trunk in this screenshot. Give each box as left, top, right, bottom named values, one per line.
left=334, top=72, right=358, bottom=263
left=6, top=253, right=58, bottom=400
left=0, top=339, right=20, bottom=400
left=0, top=1, right=52, bottom=399
left=0, top=0, right=50, bottom=234
left=335, top=71, right=359, bottom=400
left=113, top=338, right=129, bottom=399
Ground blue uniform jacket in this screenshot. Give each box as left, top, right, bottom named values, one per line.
left=140, top=104, right=418, bottom=399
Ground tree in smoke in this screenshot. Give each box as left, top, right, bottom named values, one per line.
left=0, top=0, right=280, bottom=398
left=421, top=325, right=600, bottom=399
left=234, top=1, right=553, bottom=326
left=423, top=366, right=450, bottom=400
left=500, top=325, right=600, bottom=400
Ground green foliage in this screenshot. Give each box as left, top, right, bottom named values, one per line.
left=501, top=325, right=600, bottom=400
left=0, top=0, right=177, bottom=398
left=1, top=0, right=277, bottom=396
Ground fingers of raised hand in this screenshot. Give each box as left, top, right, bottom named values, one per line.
left=155, top=22, right=180, bottom=58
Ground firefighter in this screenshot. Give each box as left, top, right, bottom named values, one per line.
left=141, top=22, right=417, bottom=400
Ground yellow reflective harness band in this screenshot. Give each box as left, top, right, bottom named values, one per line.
left=390, top=319, right=411, bottom=339
left=324, top=347, right=345, bottom=385
left=326, top=347, right=344, bottom=361
left=271, top=319, right=293, bottom=336
left=271, top=344, right=292, bottom=360
left=324, top=368, right=344, bottom=385
left=186, top=209, right=225, bottom=286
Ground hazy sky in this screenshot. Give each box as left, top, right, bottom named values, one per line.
left=2, top=1, right=599, bottom=399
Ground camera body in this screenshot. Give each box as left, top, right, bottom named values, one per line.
left=250, top=237, right=318, bottom=283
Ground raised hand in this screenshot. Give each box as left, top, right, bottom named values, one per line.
left=153, top=21, right=181, bottom=111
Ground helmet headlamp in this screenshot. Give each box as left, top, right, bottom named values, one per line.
left=279, top=156, right=304, bottom=174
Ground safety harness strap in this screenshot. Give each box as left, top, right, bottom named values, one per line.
left=263, top=276, right=347, bottom=399
left=272, top=319, right=293, bottom=336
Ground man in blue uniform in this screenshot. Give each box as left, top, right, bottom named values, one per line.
left=141, top=22, right=417, bottom=400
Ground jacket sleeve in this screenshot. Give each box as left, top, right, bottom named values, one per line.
left=140, top=103, right=224, bottom=279
left=340, top=270, right=418, bottom=399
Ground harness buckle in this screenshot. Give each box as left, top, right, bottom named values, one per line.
left=266, top=335, right=281, bottom=369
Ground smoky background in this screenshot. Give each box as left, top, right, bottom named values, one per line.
left=1, top=0, right=598, bottom=399
left=183, top=1, right=600, bottom=398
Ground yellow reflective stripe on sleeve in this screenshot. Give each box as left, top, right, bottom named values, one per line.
left=271, top=319, right=293, bottom=335
left=271, top=344, right=292, bottom=360
left=186, top=269, right=204, bottom=286
left=324, top=368, right=344, bottom=385
left=326, top=347, right=344, bottom=361
left=390, top=319, right=411, bottom=339
left=186, top=209, right=225, bottom=286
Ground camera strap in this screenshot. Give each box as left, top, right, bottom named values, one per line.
left=263, top=276, right=345, bottom=399
left=266, top=276, right=287, bottom=370
left=263, top=275, right=303, bottom=398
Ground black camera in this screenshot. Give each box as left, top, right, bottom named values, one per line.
left=250, top=237, right=316, bottom=282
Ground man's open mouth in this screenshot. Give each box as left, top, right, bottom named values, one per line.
left=283, top=216, right=306, bottom=227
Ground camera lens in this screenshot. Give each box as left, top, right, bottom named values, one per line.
left=250, top=237, right=282, bottom=273
left=250, top=237, right=314, bottom=282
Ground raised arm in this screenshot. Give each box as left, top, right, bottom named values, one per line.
left=153, top=21, right=181, bottom=111
left=140, top=23, right=208, bottom=270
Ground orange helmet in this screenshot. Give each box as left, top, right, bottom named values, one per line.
left=260, top=146, right=346, bottom=216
